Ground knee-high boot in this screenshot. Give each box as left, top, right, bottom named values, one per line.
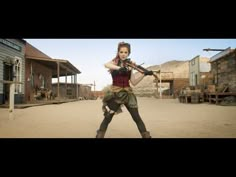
left=141, top=131, right=152, bottom=138
left=96, top=130, right=106, bottom=138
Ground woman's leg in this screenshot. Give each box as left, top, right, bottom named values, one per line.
left=125, top=105, right=151, bottom=138
left=96, top=99, right=121, bottom=138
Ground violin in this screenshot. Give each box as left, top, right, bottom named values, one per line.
left=124, top=58, right=159, bottom=80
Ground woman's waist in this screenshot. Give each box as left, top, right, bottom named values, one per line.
left=111, top=85, right=133, bottom=93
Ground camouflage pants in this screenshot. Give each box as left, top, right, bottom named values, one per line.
left=102, top=90, right=138, bottom=114
left=99, top=90, right=147, bottom=133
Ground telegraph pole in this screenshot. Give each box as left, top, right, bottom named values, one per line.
left=94, top=80, right=96, bottom=91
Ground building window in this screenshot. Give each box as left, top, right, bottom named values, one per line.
left=191, top=59, right=195, bottom=65
left=14, top=56, right=22, bottom=93
left=214, top=75, right=218, bottom=84
left=191, top=72, right=195, bottom=86
left=195, top=74, right=198, bottom=86
left=39, top=74, right=45, bottom=89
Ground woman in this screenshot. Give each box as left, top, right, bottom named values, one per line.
left=96, top=42, right=153, bottom=138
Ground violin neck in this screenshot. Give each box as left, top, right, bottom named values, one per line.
left=137, top=65, right=148, bottom=72
left=125, top=59, right=158, bottom=79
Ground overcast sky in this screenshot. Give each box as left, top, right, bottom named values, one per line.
left=25, top=39, right=236, bottom=90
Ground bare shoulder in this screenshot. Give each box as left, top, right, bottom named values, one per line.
left=111, top=59, right=116, bottom=64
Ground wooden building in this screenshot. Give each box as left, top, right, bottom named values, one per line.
left=51, top=83, right=92, bottom=99
left=25, top=43, right=81, bottom=102
left=189, top=55, right=211, bottom=87
left=0, top=39, right=26, bottom=104
left=1, top=40, right=81, bottom=104
left=210, top=47, right=236, bottom=92
left=25, top=42, right=81, bottom=102
left=92, top=91, right=104, bottom=99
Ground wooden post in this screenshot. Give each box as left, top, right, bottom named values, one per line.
left=216, top=94, right=219, bottom=105
left=57, top=62, right=60, bottom=99
left=159, top=65, right=162, bottom=99
left=74, top=75, right=76, bottom=98
left=9, top=83, right=15, bottom=120
left=65, top=71, right=67, bottom=92
left=75, top=74, right=78, bottom=99
left=0, top=80, right=22, bottom=120
left=71, top=75, right=73, bottom=98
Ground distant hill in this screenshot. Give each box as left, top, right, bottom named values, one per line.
left=132, top=60, right=189, bottom=97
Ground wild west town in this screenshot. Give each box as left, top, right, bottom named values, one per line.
left=0, top=39, right=236, bottom=138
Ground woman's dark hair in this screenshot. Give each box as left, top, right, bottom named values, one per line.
left=117, top=42, right=131, bottom=54
left=112, top=42, right=131, bottom=64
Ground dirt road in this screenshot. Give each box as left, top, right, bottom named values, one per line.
left=0, top=98, right=235, bottom=138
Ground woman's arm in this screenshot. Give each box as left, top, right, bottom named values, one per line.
left=130, top=69, right=145, bottom=86
left=104, top=60, right=121, bottom=70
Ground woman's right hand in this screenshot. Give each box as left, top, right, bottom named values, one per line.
left=118, top=67, right=128, bottom=72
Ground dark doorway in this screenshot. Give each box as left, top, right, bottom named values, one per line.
left=3, top=63, right=14, bottom=103
left=195, top=74, right=198, bottom=86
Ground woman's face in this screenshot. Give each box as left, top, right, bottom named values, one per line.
left=118, top=47, right=129, bottom=61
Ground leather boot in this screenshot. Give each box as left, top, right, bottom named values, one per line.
left=96, top=130, right=106, bottom=138
left=141, top=131, right=152, bottom=138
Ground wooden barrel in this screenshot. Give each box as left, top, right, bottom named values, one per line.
left=191, top=93, right=200, bottom=103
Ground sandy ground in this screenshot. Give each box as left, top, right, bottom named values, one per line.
left=0, top=97, right=236, bottom=138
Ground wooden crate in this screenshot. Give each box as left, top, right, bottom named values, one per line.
left=208, top=85, right=216, bottom=93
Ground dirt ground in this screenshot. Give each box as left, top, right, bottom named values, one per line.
left=0, top=97, right=236, bottom=138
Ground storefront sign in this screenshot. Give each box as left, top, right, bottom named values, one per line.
left=0, top=38, right=22, bottom=52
